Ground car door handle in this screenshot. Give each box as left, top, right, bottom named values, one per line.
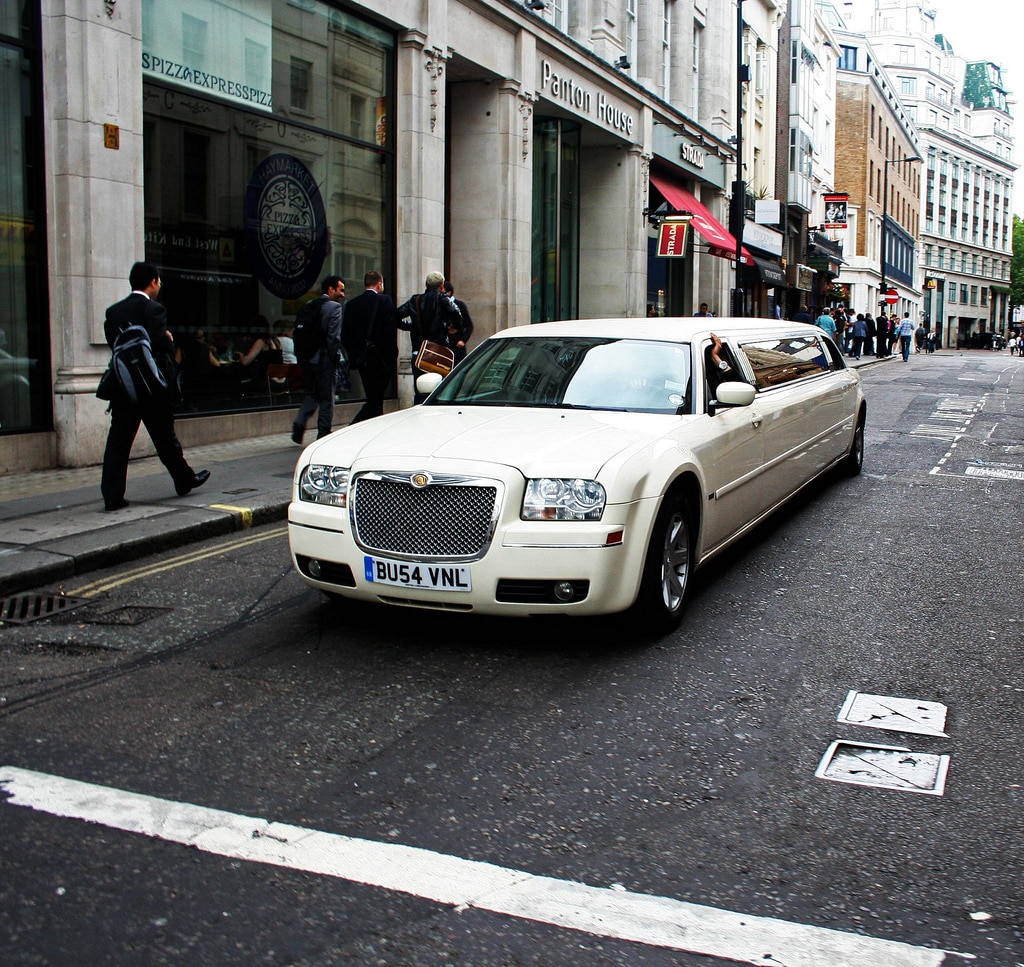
left=750, top=412, right=763, bottom=429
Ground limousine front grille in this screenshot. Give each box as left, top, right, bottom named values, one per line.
left=351, top=472, right=499, bottom=559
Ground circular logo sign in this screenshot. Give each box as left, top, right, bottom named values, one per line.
left=244, top=154, right=327, bottom=299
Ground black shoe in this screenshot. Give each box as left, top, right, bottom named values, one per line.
left=291, top=423, right=305, bottom=445
left=176, top=469, right=211, bottom=497
left=104, top=498, right=129, bottom=512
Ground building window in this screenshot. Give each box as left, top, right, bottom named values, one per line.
left=625, top=0, right=637, bottom=69
left=900, top=76, right=915, bottom=95
left=290, top=57, right=312, bottom=113
left=691, top=20, right=701, bottom=111
left=661, top=1, right=671, bottom=100
left=245, top=39, right=268, bottom=93
left=182, top=14, right=207, bottom=68
left=948, top=282, right=957, bottom=303
left=839, top=45, right=857, bottom=71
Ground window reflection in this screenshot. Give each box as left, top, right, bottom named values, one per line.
left=141, top=0, right=393, bottom=415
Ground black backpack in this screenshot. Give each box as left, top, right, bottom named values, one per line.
left=111, top=324, right=169, bottom=404
left=292, top=296, right=326, bottom=360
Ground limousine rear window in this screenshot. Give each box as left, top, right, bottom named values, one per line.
left=739, top=335, right=832, bottom=390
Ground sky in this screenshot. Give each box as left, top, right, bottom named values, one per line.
left=930, top=0, right=1018, bottom=92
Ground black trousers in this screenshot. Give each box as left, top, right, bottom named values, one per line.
left=350, top=356, right=394, bottom=423
left=101, top=399, right=195, bottom=503
left=293, top=358, right=337, bottom=438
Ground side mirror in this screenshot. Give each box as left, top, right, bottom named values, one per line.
left=416, top=372, right=444, bottom=396
left=715, top=381, right=756, bottom=407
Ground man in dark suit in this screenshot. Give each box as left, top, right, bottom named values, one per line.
left=100, top=262, right=209, bottom=511
left=442, top=280, right=474, bottom=364
left=342, top=270, right=397, bottom=423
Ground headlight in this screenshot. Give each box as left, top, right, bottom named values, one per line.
left=299, top=464, right=351, bottom=506
left=522, top=478, right=606, bottom=521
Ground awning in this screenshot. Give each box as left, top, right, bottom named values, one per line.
left=650, top=174, right=753, bottom=265
left=751, top=255, right=787, bottom=287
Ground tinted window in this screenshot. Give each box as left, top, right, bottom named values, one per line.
left=739, top=335, right=831, bottom=390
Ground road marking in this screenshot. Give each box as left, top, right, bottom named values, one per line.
left=0, top=767, right=974, bottom=967
left=209, top=504, right=254, bottom=527
left=70, top=526, right=287, bottom=597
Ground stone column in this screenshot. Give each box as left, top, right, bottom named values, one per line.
left=395, top=30, right=450, bottom=407
left=45, top=0, right=145, bottom=467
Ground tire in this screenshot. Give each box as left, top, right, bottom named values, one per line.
left=845, top=412, right=865, bottom=476
left=630, top=493, right=694, bottom=636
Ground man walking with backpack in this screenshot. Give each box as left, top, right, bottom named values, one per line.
left=100, top=262, right=209, bottom=511
left=291, top=275, right=345, bottom=444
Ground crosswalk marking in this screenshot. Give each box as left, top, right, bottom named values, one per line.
left=0, top=767, right=974, bottom=967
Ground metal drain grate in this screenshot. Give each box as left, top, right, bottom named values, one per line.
left=81, top=606, right=172, bottom=626
left=0, top=594, right=89, bottom=625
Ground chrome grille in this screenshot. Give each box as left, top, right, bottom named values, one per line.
left=352, top=473, right=499, bottom=559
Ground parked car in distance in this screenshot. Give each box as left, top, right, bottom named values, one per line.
left=288, top=318, right=865, bottom=633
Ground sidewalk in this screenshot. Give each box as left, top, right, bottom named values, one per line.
left=0, top=353, right=894, bottom=598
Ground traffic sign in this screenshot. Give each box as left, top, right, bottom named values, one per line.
left=884, top=288, right=899, bottom=305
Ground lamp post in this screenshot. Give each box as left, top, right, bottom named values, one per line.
left=879, top=155, right=921, bottom=312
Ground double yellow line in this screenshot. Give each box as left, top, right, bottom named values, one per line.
left=72, top=524, right=288, bottom=598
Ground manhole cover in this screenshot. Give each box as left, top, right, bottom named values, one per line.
left=837, top=691, right=948, bottom=737
left=81, top=606, right=172, bottom=626
left=815, top=741, right=950, bottom=796
left=0, top=594, right=89, bottom=625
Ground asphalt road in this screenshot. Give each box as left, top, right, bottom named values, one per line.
left=1, top=350, right=1022, bottom=967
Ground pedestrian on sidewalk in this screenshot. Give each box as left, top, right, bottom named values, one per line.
left=815, top=307, right=837, bottom=340
left=897, top=313, right=916, bottom=362
left=342, top=270, right=397, bottom=424
left=100, top=261, right=210, bottom=511
left=442, top=280, right=474, bottom=364
left=292, top=276, right=346, bottom=444
left=851, top=312, right=867, bottom=359
left=396, top=271, right=462, bottom=403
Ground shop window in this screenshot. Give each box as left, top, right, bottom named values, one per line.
left=142, top=0, right=394, bottom=417
left=0, top=5, right=52, bottom=434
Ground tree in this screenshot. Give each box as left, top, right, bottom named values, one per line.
left=1011, top=215, right=1024, bottom=322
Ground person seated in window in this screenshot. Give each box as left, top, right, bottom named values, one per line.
left=179, top=329, right=223, bottom=401
left=275, top=320, right=296, bottom=364
left=235, top=316, right=283, bottom=381
left=705, top=332, right=744, bottom=406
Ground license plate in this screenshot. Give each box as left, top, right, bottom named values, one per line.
left=364, top=556, right=472, bottom=591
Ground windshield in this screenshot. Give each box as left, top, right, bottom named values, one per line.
left=427, top=336, right=692, bottom=414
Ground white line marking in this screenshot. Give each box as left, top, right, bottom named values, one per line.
left=0, top=767, right=974, bottom=967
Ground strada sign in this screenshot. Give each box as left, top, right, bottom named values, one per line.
left=657, top=219, right=691, bottom=257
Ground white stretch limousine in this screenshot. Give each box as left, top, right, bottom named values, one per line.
left=288, top=318, right=865, bottom=632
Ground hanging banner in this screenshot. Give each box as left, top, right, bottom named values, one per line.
left=657, top=219, right=691, bottom=258
left=823, top=193, right=850, bottom=230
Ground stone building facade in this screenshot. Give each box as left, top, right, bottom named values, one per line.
left=6, top=0, right=790, bottom=473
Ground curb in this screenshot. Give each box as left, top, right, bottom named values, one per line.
left=0, top=499, right=290, bottom=598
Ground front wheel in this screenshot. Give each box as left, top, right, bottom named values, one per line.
left=630, top=494, right=694, bottom=636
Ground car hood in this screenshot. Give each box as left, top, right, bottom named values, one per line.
left=303, top=406, right=682, bottom=478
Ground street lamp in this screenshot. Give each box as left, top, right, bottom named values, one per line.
left=879, top=155, right=921, bottom=312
